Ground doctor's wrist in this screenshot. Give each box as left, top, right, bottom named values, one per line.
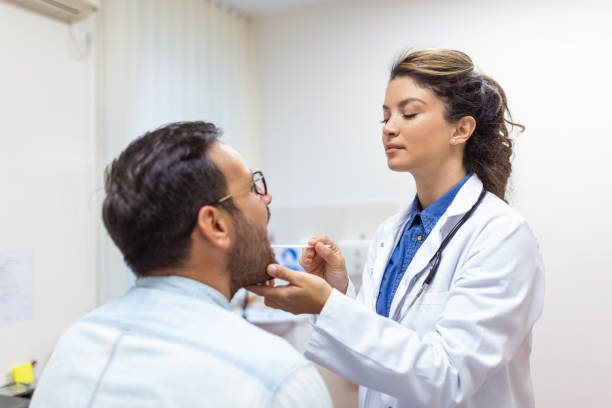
left=339, top=279, right=348, bottom=295
left=314, top=284, right=333, bottom=314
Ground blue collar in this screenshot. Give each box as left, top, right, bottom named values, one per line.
left=135, top=275, right=229, bottom=309
left=409, top=174, right=471, bottom=232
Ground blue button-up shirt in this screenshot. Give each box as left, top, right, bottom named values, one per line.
left=31, top=276, right=332, bottom=408
left=376, top=175, right=471, bottom=317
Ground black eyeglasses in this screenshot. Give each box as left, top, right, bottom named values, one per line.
left=214, top=171, right=267, bottom=205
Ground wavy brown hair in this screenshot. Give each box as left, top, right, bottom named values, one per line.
left=390, top=49, right=524, bottom=202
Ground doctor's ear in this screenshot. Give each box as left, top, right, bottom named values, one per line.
left=194, top=206, right=232, bottom=249
left=450, top=116, right=476, bottom=145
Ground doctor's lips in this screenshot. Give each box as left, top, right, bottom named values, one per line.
left=385, top=143, right=404, bottom=154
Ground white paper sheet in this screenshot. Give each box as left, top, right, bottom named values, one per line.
left=0, top=249, right=34, bottom=324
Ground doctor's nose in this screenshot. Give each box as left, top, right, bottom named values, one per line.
left=383, top=117, right=399, bottom=137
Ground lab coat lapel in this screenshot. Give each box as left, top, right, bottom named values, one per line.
left=368, top=206, right=413, bottom=311
left=387, top=175, right=484, bottom=319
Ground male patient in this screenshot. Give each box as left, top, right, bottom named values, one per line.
left=31, top=121, right=332, bottom=407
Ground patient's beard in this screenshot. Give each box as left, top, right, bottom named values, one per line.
left=227, top=211, right=276, bottom=298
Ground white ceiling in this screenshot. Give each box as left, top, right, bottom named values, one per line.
left=219, top=0, right=332, bottom=17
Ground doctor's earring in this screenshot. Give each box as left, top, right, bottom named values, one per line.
left=450, top=138, right=457, bottom=145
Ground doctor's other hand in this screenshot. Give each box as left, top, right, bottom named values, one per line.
left=300, top=235, right=348, bottom=294
left=246, top=264, right=332, bottom=315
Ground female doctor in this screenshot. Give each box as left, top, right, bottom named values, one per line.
left=248, top=49, right=544, bottom=408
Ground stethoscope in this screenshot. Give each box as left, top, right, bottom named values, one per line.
left=391, top=187, right=487, bottom=321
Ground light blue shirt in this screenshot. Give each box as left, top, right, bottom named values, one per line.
left=31, top=276, right=332, bottom=408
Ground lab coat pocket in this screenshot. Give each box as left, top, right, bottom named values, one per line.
left=404, top=291, right=449, bottom=333
left=415, top=291, right=449, bottom=305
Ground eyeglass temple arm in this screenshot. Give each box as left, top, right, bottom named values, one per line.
left=217, top=174, right=265, bottom=204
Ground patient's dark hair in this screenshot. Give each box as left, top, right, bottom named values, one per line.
left=102, top=121, right=237, bottom=276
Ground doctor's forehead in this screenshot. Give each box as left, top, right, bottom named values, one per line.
left=383, top=77, right=434, bottom=107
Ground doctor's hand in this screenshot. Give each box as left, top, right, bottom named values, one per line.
left=246, top=264, right=333, bottom=315
left=300, top=235, right=348, bottom=294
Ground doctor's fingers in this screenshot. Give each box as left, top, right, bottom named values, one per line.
left=301, top=247, right=316, bottom=258
left=265, top=283, right=329, bottom=315
left=247, top=285, right=297, bottom=310
left=262, top=295, right=284, bottom=310
left=308, top=235, right=341, bottom=257
left=266, top=264, right=306, bottom=284
left=263, top=291, right=306, bottom=315
left=302, top=235, right=339, bottom=266
left=248, top=277, right=330, bottom=314
left=312, top=242, right=345, bottom=268
left=299, top=251, right=325, bottom=273
left=245, top=284, right=289, bottom=301
left=299, top=247, right=315, bottom=267
left=308, top=235, right=339, bottom=251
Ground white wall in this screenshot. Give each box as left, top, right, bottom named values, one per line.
left=0, top=0, right=260, bottom=385
left=252, top=0, right=612, bottom=406
left=97, top=0, right=257, bottom=301
left=0, top=1, right=97, bottom=381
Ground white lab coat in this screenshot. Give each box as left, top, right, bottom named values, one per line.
left=304, top=175, right=545, bottom=408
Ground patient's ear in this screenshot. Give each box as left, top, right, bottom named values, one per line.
left=194, top=206, right=231, bottom=249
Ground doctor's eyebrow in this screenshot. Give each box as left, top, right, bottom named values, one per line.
left=382, top=97, right=427, bottom=110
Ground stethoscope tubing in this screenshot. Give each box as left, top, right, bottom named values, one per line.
left=391, top=187, right=487, bottom=322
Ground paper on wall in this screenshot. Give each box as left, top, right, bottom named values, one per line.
left=0, top=249, right=34, bottom=324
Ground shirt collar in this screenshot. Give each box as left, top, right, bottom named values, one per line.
left=410, top=174, right=472, bottom=232
left=135, top=275, right=229, bottom=309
